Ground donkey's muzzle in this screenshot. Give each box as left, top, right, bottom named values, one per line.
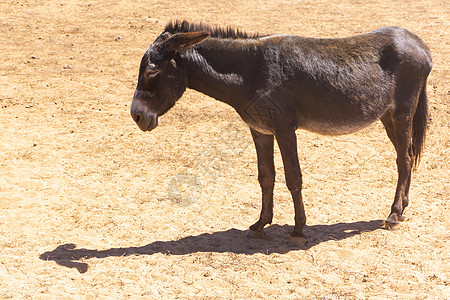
left=130, top=96, right=158, bottom=132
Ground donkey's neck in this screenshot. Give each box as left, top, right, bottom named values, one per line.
left=180, top=39, right=259, bottom=106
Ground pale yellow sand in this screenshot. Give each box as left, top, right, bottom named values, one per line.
left=0, top=0, right=448, bottom=298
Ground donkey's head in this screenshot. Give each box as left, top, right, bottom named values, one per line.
left=131, top=31, right=209, bottom=131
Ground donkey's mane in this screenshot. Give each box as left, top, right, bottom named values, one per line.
left=164, top=20, right=263, bottom=40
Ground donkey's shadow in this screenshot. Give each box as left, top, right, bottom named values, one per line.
left=40, top=220, right=383, bottom=273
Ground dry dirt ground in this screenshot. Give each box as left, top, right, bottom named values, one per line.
left=0, top=0, right=449, bottom=298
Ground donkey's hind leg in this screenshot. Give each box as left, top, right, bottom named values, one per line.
left=381, top=106, right=415, bottom=229
left=381, top=111, right=408, bottom=229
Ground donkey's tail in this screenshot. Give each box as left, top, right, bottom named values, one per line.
left=412, top=82, right=429, bottom=169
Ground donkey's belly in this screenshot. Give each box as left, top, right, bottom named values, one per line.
left=299, top=118, right=376, bottom=135
left=298, top=104, right=386, bottom=135
left=296, top=92, right=391, bottom=135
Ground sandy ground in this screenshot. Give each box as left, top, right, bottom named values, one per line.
left=0, top=0, right=449, bottom=298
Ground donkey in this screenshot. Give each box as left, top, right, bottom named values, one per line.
left=130, top=20, right=432, bottom=247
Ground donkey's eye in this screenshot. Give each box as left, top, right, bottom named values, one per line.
left=144, top=64, right=161, bottom=79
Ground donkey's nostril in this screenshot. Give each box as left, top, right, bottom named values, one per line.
left=133, top=113, right=141, bottom=123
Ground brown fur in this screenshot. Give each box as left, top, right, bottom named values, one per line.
left=131, top=21, right=432, bottom=243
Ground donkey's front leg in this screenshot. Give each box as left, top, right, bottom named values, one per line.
left=247, top=128, right=275, bottom=239
left=275, top=129, right=307, bottom=247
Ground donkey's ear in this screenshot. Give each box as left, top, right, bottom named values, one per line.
left=164, top=31, right=210, bottom=52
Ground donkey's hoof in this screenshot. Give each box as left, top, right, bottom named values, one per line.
left=288, top=236, right=307, bottom=248
left=384, top=213, right=406, bottom=230
left=246, top=229, right=265, bottom=239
